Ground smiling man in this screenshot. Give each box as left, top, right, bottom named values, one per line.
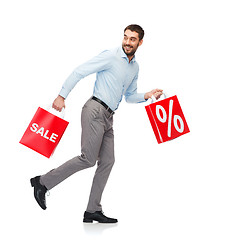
left=123, top=26, right=143, bottom=60
left=30, top=24, right=163, bottom=223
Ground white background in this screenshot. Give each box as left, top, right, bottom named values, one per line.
left=1, top=0, right=233, bottom=239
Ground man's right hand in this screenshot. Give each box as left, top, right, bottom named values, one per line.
left=52, top=95, right=65, bottom=112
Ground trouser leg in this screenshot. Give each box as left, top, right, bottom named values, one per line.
left=86, top=127, right=115, bottom=212
left=40, top=99, right=105, bottom=190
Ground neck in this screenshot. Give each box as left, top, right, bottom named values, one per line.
left=127, top=55, right=134, bottom=62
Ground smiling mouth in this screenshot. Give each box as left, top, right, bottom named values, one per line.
left=124, top=45, right=133, bottom=51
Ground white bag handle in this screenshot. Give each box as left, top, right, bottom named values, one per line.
left=46, top=104, right=66, bottom=119
left=150, top=92, right=167, bottom=103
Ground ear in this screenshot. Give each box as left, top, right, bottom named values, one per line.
left=139, top=39, right=143, bottom=46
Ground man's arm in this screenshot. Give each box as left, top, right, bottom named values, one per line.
left=124, top=73, right=163, bottom=103
left=52, top=50, right=113, bottom=112
left=124, top=73, right=146, bottom=103
left=59, top=50, right=112, bottom=99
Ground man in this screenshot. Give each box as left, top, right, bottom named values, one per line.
left=30, top=24, right=163, bottom=223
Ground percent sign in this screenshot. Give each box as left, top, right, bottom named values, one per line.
left=156, top=100, right=184, bottom=137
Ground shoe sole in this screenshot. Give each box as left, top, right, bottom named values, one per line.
left=83, top=218, right=93, bottom=223
left=83, top=218, right=117, bottom=223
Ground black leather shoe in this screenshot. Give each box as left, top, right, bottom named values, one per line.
left=30, top=176, right=47, bottom=210
left=83, top=211, right=118, bottom=223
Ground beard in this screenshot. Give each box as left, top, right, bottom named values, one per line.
left=122, top=43, right=139, bottom=56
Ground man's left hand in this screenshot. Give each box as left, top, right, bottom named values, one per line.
left=144, top=89, right=163, bottom=100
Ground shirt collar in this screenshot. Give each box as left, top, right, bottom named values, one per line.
left=119, top=46, right=136, bottom=63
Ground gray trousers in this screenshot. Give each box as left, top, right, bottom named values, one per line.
left=40, top=98, right=115, bottom=212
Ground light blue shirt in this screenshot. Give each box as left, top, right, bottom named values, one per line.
left=59, top=46, right=146, bottom=111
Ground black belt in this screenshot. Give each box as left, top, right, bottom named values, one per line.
left=92, top=96, right=114, bottom=114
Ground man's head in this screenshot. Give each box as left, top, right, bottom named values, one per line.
left=122, top=24, right=144, bottom=59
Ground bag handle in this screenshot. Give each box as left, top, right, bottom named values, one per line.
left=151, top=92, right=167, bottom=103
left=46, top=104, right=66, bottom=119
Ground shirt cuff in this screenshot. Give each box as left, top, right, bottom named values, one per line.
left=59, top=87, right=69, bottom=99
left=137, top=92, right=147, bottom=103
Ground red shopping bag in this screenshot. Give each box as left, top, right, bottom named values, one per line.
left=20, top=107, right=69, bottom=158
left=145, top=95, right=190, bottom=144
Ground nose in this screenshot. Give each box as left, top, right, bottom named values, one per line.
left=125, top=38, right=131, bottom=45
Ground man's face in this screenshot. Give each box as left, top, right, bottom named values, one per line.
left=122, top=29, right=143, bottom=57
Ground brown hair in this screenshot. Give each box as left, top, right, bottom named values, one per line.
left=124, top=24, right=144, bottom=41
